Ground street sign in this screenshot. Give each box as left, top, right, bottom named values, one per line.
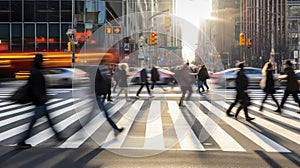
left=113, top=26, right=121, bottom=34
left=294, top=50, right=299, bottom=59
left=124, top=43, right=130, bottom=51
left=105, top=26, right=113, bottom=34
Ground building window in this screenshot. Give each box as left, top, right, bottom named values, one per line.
left=0, top=1, right=10, bottom=22
left=11, top=0, right=22, bottom=22
left=12, top=24, right=22, bottom=51
left=61, top=0, right=72, bottom=22
left=49, top=24, right=60, bottom=51
left=36, top=24, right=47, bottom=51
left=24, top=24, right=35, bottom=51
left=48, top=1, right=60, bottom=22
left=36, top=1, right=48, bottom=22
left=24, top=0, right=35, bottom=22
left=0, top=24, right=10, bottom=51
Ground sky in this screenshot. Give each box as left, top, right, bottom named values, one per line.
left=176, top=0, right=212, bottom=62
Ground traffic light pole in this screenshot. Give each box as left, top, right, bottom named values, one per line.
left=71, top=0, right=75, bottom=68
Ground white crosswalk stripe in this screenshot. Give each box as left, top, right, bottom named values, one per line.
left=0, top=93, right=299, bottom=153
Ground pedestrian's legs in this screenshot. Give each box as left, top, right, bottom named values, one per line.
left=291, top=91, right=300, bottom=107
left=113, top=81, right=118, bottom=92
left=21, top=108, right=39, bottom=142
left=234, top=105, right=243, bottom=119
left=136, top=84, right=144, bottom=96
left=145, top=83, right=151, bottom=95
left=227, top=94, right=238, bottom=116
left=124, top=87, right=129, bottom=100
left=280, top=90, right=290, bottom=108
left=271, top=94, right=281, bottom=112
left=107, top=89, right=112, bottom=101
left=204, top=80, right=209, bottom=90
left=115, top=88, right=124, bottom=100
left=179, top=87, right=187, bottom=106
left=96, top=96, right=119, bottom=130
left=186, top=86, right=193, bottom=101
left=151, top=81, right=155, bottom=90
left=260, top=93, right=269, bottom=111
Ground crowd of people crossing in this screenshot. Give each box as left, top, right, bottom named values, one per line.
left=11, top=54, right=300, bottom=149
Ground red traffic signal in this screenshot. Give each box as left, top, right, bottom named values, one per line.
left=239, top=33, right=245, bottom=46
left=150, top=32, right=158, bottom=46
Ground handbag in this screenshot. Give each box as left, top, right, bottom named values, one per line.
left=259, top=76, right=266, bottom=89
left=10, top=83, right=32, bottom=104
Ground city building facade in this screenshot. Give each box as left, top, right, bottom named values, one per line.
left=287, top=0, right=300, bottom=61
left=240, top=0, right=288, bottom=71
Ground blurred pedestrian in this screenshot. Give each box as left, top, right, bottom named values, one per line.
left=113, top=64, right=121, bottom=93
left=234, top=62, right=255, bottom=121
left=17, top=54, right=64, bottom=149
left=177, top=64, right=197, bottom=107
left=201, top=64, right=210, bottom=91
left=197, top=64, right=209, bottom=92
left=136, top=63, right=152, bottom=98
left=95, top=65, right=124, bottom=135
left=260, top=62, right=281, bottom=113
left=150, top=65, right=160, bottom=90
left=114, top=63, right=130, bottom=101
left=278, top=60, right=300, bottom=113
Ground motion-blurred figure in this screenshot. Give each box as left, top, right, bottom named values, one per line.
left=278, top=60, right=300, bottom=113
left=136, top=63, right=152, bottom=98
left=234, top=62, right=255, bottom=121
left=95, top=65, right=124, bottom=135
left=114, top=63, right=130, bottom=102
left=177, top=63, right=197, bottom=107
left=150, top=65, right=160, bottom=90
left=17, top=54, right=64, bottom=149
left=260, top=62, right=281, bottom=113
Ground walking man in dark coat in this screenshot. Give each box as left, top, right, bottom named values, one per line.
left=279, top=60, right=300, bottom=113
left=95, top=65, right=124, bottom=135
left=150, top=65, right=160, bottom=90
left=136, top=63, right=152, bottom=98
left=17, top=54, right=63, bottom=149
left=233, top=62, right=255, bottom=121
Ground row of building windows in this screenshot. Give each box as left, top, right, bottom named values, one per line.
left=0, top=23, right=90, bottom=52
left=0, top=0, right=85, bottom=22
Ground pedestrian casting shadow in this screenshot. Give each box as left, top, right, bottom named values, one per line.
left=54, top=148, right=104, bottom=168
left=0, top=148, right=24, bottom=163
left=254, top=150, right=282, bottom=168
left=247, top=122, right=300, bottom=166
left=1, top=147, right=104, bottom=168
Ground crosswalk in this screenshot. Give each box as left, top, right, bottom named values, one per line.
left=0, top=92, right=299, bottom=153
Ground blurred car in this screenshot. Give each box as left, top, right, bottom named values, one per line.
left=43, top=68, right=89, bottom=87
left=130, top=68, right=176, bottom=85
left=210, top=67, right=279, bottom=88
left=278, top=70, right=300, bottom=90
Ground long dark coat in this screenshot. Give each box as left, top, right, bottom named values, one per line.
left=151, top=67, right=160, bottom=82
left=263, top=70, right=276, bottom=94
left=28, top=54, right=47, bottom=105
left=140, top=68, right=148, bottom=83
left=236, top=69, right=250, bottom=105
left=95, top=67, right=111, bottom=95
left=284, top=67, right=299, bottom=92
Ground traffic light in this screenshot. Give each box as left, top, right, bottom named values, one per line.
left=239, top=33, right=245, bottom=46
left=149, top=32, right=158, bottom=46
left=67, top=42, right=72, bottom=51
left=247, top=38, right=252, bottom=48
